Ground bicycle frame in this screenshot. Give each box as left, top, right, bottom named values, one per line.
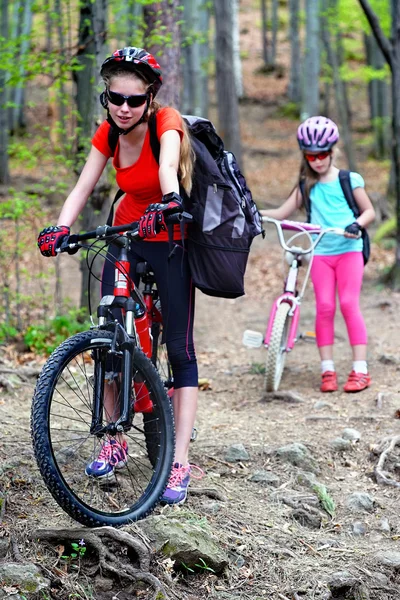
left=262, top=218, right=346, bottom=351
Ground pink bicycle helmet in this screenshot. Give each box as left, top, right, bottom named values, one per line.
left=101, top=47, right=163, bottom=97
left=297, top=116, right=339, bottom=152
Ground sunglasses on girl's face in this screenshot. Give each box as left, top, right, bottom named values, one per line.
left=304, top=151, right=331, bottom=162
left=106, top=89, right=148, bottom=108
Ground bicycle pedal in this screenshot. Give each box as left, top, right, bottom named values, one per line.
left=299, top=331, right=316, bottom=342
left=242, top=330, right=264, bottom=348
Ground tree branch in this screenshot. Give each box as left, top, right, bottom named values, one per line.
left=358, top=0, right=393, bottom=68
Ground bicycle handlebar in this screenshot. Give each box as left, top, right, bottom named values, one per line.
left=58, top=211, right=193, bottom=253
left=262, top=216, right=359, bottom=255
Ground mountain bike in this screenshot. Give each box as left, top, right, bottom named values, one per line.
left=31, top=215, right=188, bottom=527
left=243, top=217, right=348, bottom=392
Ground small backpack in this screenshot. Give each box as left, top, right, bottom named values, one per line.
left=107, top=112, right=264, bottom=298
left=299, top=169, right=370, bottom=265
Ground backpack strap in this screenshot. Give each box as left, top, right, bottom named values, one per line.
left=299, top=179, right=311, bottom=223
left=338, top=170, right=360, bottom=218
left=108, top=125, right=120, bottom=157
left=106, top=188, right=125, bottom=227
left=147, top=111, right=184, bottom=257
left=148, top=112, right=161, bottom=164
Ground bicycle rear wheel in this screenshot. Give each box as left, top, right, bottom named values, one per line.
left=265, top=303, right=291, bottom=392
left=31, top=329, right=174, bottom=527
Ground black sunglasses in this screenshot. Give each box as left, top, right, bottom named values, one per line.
left=106, top=89, right=148, bottom=108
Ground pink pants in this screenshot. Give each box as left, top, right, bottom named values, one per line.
left=310, top=252, right=367, bottom=347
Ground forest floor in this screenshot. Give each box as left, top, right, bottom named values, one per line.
left=2, top=1, right=400, bottom=599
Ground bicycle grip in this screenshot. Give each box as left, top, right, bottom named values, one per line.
left=57, top=234, right=80, bottom=255
left=165, top=211, right=193, bottom=224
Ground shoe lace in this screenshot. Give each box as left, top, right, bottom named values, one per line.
left=189, top=463, right=204, bottom=480
left=168, top=463, right=204, bottom=487
left=97, top=440, right=125, bottom=462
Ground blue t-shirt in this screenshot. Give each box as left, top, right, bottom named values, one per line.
left=310, top=172, right=364, bottom=256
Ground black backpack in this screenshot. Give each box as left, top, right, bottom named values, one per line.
left=107, top=112, right=264, bottom=298
left=299, top=169, right=370, bottom=265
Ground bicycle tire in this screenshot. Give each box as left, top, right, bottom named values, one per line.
left=145, top=322, right=173, bottom=467
left=265, top=303, right=291, bottom=392
left=31, top=329, right=174, bottom=527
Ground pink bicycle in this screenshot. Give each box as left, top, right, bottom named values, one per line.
left=244, top=218, right=348, bottom=392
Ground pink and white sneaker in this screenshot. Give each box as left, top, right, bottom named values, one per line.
left=160, top=462, right=204, bottom=505
left=85, top=439, right=128, bottom=479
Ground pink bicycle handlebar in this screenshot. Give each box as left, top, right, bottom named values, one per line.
left=280, top=220, right=321, bottom=233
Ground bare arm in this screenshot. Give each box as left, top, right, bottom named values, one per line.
left=260, top=186, right=302, bottom=220
left=158, top=129, right=181, bottom=195
left=57, top=146, right=109, bottom=227
left=352, top=186, right=375, bottom=229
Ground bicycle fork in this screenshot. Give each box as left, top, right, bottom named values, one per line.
left=91, top=307, right=137, bottom=436
left=264, top=259, right=302, bottom=351
left=264, top=294, right=300, bottom=351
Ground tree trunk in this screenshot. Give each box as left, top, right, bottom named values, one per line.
left=261, top=0, right=270, bottom=65
left=287, top=0, right=301, bottom=103
left=358, top=0, right=400, bottom=286
left=365, top=33, right=390, bottom=159
left=143, top=1, right=182, bottom=108
left=271, top=0, right=278, bottom=67
left=54, top=0, right=67, bottom=145
left=181, top=0, right=209, bottom=115
left=301, top=0, right=321, bottom=119
left=198, top=2, right=210, bottom=117
left=321, top=5, right=357, bottom=171
left=0, top=0, right=10, bottom=185
left=74, top=0, right=110, bottom=311
left=12, top=0, right=32, bottom=132
left=232, top=0, right=243, bottom=98
left=214, top=0, right=242, bottom=164
left=392, top=1, right=400, bottom=279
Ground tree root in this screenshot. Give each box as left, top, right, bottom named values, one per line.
left=31, top=526, right=169, bottom=599
left=0, top=366, right=42, bottom=379
left=189, top=487, right=227, bottom=501
left=374, top=434, right=400, bottom=488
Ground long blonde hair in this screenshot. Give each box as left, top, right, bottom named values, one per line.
left=102, top=68, right=195, bottom=195
left=298, top=148, right=338, bottom=212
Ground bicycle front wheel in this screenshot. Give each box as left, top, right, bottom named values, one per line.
left=265, top=303, right=292, bottom=392
left=31, top=329, right=174, bottom=527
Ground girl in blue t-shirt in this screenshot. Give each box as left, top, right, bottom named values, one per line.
left=262, top=116, right=375, bottom=393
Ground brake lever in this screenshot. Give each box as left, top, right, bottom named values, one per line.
left=57, top=234, right=81, bottom=255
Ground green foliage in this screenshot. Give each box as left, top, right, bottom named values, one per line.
left=24, top=309, right=90, bottom=355
left=373, top=217, right=396, bottom=244
left=180, top=557, right=215, bottom=574
left=312, top=483, right=335, bottom=517
left=0, top=323, right=19, bottom=343
left=61, top=540, right=87, bottom=561
left=275, top=102, right=300, bottom=120
left=195, top=557, right=215, bottom=573
left=249, top=362, right=266, bottom=375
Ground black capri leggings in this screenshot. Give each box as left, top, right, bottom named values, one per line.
left=101, top=241, right=198, bottom=389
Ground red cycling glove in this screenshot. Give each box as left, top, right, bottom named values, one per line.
left=37, top=225, right=70, bottom=257
left=138, top=193, right=183, bottom=239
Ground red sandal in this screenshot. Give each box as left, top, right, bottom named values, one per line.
left=320, top=371, right=338, bottom=393
left=343, top=371, right=371, bottom=393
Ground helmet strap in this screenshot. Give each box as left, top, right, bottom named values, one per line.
left=106, top=96, right=151, bottom=136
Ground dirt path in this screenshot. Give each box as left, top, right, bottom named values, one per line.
left=2, top=231, right=400, bottom=599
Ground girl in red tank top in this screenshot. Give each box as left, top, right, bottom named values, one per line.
left=37, top=47, right=201, bottom=505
